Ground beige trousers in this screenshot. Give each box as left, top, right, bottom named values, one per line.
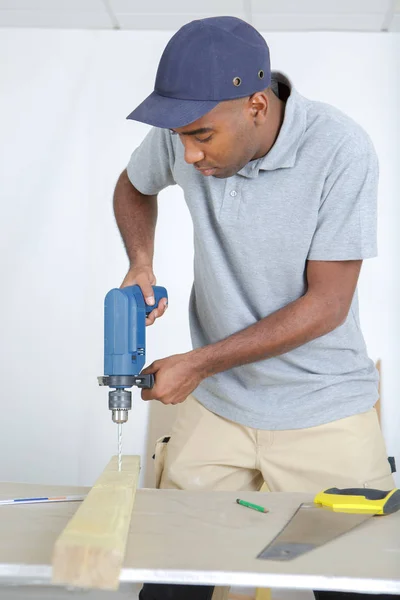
left=155, top=395, right=394, bottom=493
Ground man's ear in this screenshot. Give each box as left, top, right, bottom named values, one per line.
left=249, top=91, right=269, bottom=121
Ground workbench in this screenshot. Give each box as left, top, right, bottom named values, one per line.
left=1, top=482, right=399, bottom=598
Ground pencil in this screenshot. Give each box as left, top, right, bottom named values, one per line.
left=0, top=495, right=86, bottom=506
left=236, top=498, right=268, bottom=513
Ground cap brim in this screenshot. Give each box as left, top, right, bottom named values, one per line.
left=126, top=91, right=219, bottom=128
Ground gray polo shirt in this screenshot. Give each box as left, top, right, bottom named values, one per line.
left=127, top=72, right=379, bottom=430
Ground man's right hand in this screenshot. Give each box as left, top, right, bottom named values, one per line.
left=120, top=266, right=168, bottom=326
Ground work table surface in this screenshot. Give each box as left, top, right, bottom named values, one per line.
left=0, top=481, right=399, bottom=595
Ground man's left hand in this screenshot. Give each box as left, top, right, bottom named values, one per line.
left=140, top=352, right=205, bottom=405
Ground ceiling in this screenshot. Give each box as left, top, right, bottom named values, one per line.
left=0, top=0, right=399, bottom=32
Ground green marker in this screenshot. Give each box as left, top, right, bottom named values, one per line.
left=236, top=498, right=269, bottom=513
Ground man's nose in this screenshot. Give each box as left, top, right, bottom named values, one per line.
left=183, top=139, right=204, bottom=165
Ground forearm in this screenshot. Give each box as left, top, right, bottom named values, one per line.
left=113, top=170, right=158, bottom=267
left=193, top=291, right=344, bottom=378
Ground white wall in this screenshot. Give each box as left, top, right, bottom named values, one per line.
left=0, top=29, right=399, bottom=488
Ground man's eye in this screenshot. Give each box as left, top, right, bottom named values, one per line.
left=196, top=135, right=213, bottom=143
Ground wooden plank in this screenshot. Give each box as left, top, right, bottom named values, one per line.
left=212, top=586, right=230, bottom=600
left=254, top=588, right=272, bottom=600
left=52, top=455, right=140, bottom=590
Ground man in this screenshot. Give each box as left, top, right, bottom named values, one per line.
left=113, top=16, right=394, bottom=600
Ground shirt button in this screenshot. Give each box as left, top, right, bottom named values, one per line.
left=230, top=190, right=237, bottom=197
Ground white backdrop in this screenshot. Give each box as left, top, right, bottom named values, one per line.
left=0, top=29, right=399, bottom=488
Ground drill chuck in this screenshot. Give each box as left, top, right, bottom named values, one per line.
left=109, top=389, right=132, bottom=423
left=112, top=409, right=128, bottom=424
left=98, top=374, right=154, bottom=424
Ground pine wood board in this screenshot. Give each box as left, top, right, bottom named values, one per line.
left=52, top=455, right=140, bottom=590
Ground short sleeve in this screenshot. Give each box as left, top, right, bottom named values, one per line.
left=126, top=127, right=176, bottom=195
left=307, top=149, right=379, bottom=261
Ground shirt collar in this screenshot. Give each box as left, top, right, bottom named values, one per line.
left=237, top=72, right=306, bottom=179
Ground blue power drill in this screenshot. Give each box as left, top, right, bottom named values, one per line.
left=98, top=285, right=168, bottom=424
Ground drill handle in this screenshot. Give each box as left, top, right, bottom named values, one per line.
left=135, top=374, right=155, bottom=389
left=144, top=286, right=168, bottom=316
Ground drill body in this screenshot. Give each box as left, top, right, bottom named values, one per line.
left=98, top=285, right=167, bottom=423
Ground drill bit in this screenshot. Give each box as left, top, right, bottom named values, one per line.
left=118, top=423, right=122, bottom=472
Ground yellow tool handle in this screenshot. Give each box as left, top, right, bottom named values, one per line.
left=314, top=487, right=400, bottom=515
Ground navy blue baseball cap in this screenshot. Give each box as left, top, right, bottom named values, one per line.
left=127, top=16, right=271, bottom=129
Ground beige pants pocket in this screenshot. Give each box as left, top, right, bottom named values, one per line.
left=363, top=472, right=395, bottom=491
left=153, top=435, right=170, bottom=489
